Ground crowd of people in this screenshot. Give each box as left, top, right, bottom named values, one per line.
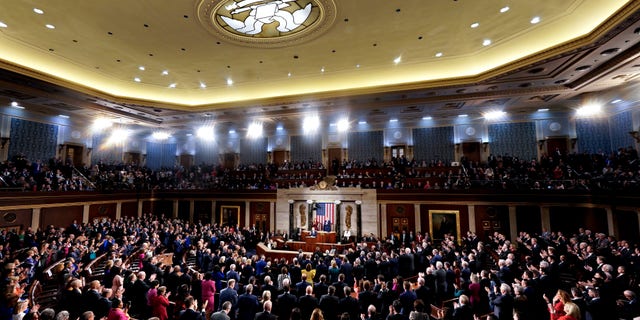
left=0, top=210, right=639, bottom=320
left=0, top=146, right=638, bottom=193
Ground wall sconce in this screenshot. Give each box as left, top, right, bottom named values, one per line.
left=629, top=131, right=640, bottom=143
left=0, top=137, right=9, bottom=149
left=482, top=142, right=489, bottom=152
left=570, top=138, right=578, bottom=148
left=538, top=140, right=546, bottom=150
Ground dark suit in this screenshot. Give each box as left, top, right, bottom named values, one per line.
left=340, top=262, right=354, bottom=285
left=319, top=294, right=340, bottom=320
left=236, top=293, right=260, bottom=320
left=452, top=304, right=474, bottom=320
left=489, top=292, right=514, bottom=320
left=586, top=297, right=607, bottom=320
left=219, top=287, right=239, bottom=319
left=179, top=308, right=207, bottom=320
left=339, top=296, right=360, bottom=320
left=358, top=290, right=379, bottom=314
left=254, top=311, right=277, bottom=320
left=398, top=290, right=417, bottom=316
left=299, top=294, right=319, bottom=320
left=276, top=291, right=297, bottom=320
left=295, top=280, right=310, bottom=297
left=82, top=289, right=101, bottom=313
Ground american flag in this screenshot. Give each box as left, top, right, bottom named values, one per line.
left=315, top=202, right=335, bottom=229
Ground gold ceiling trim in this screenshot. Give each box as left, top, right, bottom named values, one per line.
left=196, top=0, right=337, bottom=48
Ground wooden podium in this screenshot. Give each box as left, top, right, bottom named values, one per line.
left=301, top=231, right=336, bottom=243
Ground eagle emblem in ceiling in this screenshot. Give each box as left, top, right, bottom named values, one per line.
left=220, top=0, right=314, bottom=35
left=197, top=0, right=336, bottom=48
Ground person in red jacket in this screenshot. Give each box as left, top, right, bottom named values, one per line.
left=151, top=286, right=172, bottom=320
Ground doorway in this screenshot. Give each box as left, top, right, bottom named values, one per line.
left=65, top=145, right=84, bottom=167
left=252, top=213, right=269, bottom=233
left=462, top=142, right=481, bottom=163
left=272, top=150, right=287, bottom=166
left=222, top=153, right=236, bottom=169
left=327, top=147, right=342, bottom=175
left=391, top=145, right=405, bottom=159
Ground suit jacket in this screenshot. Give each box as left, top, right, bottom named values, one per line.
left=236, top=293, right=260, bottom=320
left=339, top=296, right=360, bottom=320
left=490, top=292, right=514, bottom=320
left=276, top=291, right=298, bottom=320
left=219, top=287, right=239, bottom=312
left=295, top=280, right=310, bottom=297
left=211, top=311, right=231, bottom=320
left=299, top=295, right=319, bottom=320
left=319, top=294, right=340, bottom=320
left=452, top=304, right=474, bottom=320
left=254, top=311, right=277, bottom=320
left=179, top=308, right=206, bottom=320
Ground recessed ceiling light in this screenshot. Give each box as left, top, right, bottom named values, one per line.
left=358, top=120, right=367, bottom=125
left=422, top=116, right=432, bottom=120
left=186, top=133, right=193, bottom=137
left=393, top=56, right=402, bottom=64
left=530, top=16, right=541, bottom=24
left=484, top=110, right=506, bottom=120
left=611, top=99, right=622, bottom=104
left=537, top=108, right=549, bottom=112
left=45, top=24, right=55, bottom=29
left=59, top=114, right=70, bottom=118
left=0, top=22, right=7, bottom=28
left=33, top=8, right=44, bottom=14
left=134, top=77, right=141, bottom=82
left=320, top=67, right=325, bottom=73
left=337, top=119, right=349, bottom=132
left=248, top=122, right=264, bottom=138
left=483, top=39, right=492, bottom=46
left=470, top=22, right=479, bottom=28
left=168, top=83, right=177, bottom=88
left=199, top=82, right=207, bottom=88
left=138, top=66, right=145, bottom=71
left=228, top=129, right=236, bottom=134
left=435, top=52, right=443, bottom=57
left=11, top=102, right=18, bottom=107
left=276, top=126, right=283, bottom=131
left=389, top=118, right=398, bottom=122
left=152, top=132, right=170, bottom=140
left=356, top=64, right=360, bottom=68
left=458, top=114, right=468, bottom=118
left=161, top=70, right=169, bottom=75
left=226, top=78, right=233, bottom=86
left=576, top=103, right=602, bottom=117
left=287, top=72, right=292, bottom=77
left=500, top=6, right=510, bottom=13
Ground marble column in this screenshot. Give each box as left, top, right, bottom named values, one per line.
left=540, top=206, right=551, bottom=232
left=31, top=208, right=40, bottom=230
left=605, top=207, right=614, bottom=236
left=288, top=200, right=295, bottom=236
left=467, top=205, right=476, bottom=233
left=356, top=201, right=362, bottom=239
left=508, top=206, right=517, bottom=243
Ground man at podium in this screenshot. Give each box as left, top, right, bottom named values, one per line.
left=309, top=227, right=318, bottom=237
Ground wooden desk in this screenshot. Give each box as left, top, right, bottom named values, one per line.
left=301, top=231, right=336, bottom=243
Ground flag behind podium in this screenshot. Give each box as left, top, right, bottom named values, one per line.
left=315, top=202, right=335, bottom=228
